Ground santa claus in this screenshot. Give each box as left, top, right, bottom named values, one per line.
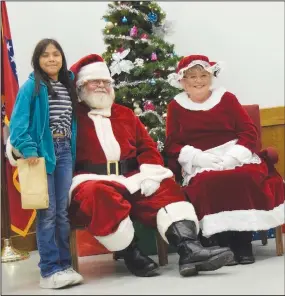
left=68, top=54, right=233, bottom=277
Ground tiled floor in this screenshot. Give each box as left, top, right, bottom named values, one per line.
left=2, top=238, right=284, bottom=295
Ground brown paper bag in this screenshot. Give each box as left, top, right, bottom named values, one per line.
left=16, top=157, right=49, bottom=209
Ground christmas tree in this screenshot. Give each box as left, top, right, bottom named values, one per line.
left=102, top=1, right=181, bottom=151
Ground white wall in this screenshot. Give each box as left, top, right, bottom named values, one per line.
left=6, top=1, right=284, bottom=108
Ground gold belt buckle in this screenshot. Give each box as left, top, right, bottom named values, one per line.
left=107, top=160, right=119, bottom=176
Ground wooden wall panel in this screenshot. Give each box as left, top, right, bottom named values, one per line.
left=260, top=106, right=285, bottom=178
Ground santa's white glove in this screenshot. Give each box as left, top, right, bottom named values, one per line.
left=140, top=179, right=160, bottom=197
left=221, top=155, right=241, bottom=170
left=192, top=152, right=223, bottom=170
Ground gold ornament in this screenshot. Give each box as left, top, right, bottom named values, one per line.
left=134, top=107, right=142, bottom=115
left=105, top=22, right=114, bottom=29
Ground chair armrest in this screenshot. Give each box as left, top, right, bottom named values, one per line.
left=260, top=147, right=279, bottom=165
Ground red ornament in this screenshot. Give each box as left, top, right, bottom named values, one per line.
left=154, top=70, right=161, bottom=77
left=143, top=100, right=156, bottom=111
left=140, top=33, right=149, bottom=40
left=116, top=47, right=124, bottom=53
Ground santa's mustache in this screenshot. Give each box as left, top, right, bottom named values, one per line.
left=79, top=87, right=115, bottom=109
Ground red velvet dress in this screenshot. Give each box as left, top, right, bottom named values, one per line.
left=164, top=88, right=284, bottom=237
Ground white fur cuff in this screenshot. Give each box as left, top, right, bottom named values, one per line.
left=94, top=216, right=134, bottom=251
left=139, top=164, right=173, bottom=183
left=226, top=144, right=252, bottom=163
left=6, top=137, right=23, bottom=167
left=156, top=201, right=199, bottom=243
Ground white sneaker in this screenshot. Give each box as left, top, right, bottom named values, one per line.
left=40, top=270, right=74, bottom=289
left=63, top=267, right=84, bottom=285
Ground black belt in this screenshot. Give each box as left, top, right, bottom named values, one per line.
left=75, top=157, right=138, bottom=176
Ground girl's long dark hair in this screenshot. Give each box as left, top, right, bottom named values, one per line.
left=31, top=38, right=77, bottom=114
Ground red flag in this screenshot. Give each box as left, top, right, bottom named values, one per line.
left=1, top=1, right=36, bottom=237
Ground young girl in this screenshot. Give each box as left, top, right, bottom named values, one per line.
left=7, top=39, right=83, bottom=289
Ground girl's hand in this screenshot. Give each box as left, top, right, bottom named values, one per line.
left=26, top=157, right=40, bottom=165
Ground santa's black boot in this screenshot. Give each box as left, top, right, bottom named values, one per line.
left=165, top=220, right=234, bottom=277
left=114, top=237, right=159, bottom=277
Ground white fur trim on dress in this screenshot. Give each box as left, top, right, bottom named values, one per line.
left=226, top=144, right=252, bottom=163
left=200, top=203, right=285, bottom=238
left=6, top=137, right=23, bottom=167
left=76, top=62, right=113, bottom=88
left=94, top=215, right=134, bottom=251
left=174, top=87, right=226, bottom=111
left=156, top=201, right=199, bottom=243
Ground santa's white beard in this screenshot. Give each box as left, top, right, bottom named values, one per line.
left=80, top=88, right=115, bottom=109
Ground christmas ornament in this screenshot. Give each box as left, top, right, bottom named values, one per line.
left=151, top=52, right=157, bottom=61
left=154, top=70, right=160, bottom=77
left=143, top=100, right=155, bottom=111
left=134, top=107, right=143, bottom=115
left=122, top=16, right=128, bottom=23
left=152, top=20, right=174, bottom=38
left=134, top=58, right=144, bottom=67
left=105, top=21, right=114, bottom=29
left=129, top=25, right=138, bottom=37
left=147, top=12, right=158, bottom=23
left=140, top=33, right=149, bottom=40
left=150, top=78, right=156, bottom=85
left=116, top=47, right=125, bottom=53
left=110, top=48, right=134, bottom=76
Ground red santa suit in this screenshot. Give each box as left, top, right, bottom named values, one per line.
left=67, top=53, right=200, bottom=253
left=164, top=87, right=284, bottom=238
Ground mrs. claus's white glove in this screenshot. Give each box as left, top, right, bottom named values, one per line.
left=221, top=155, right=241, bottom=170
left=140, top=179, right=160, bottom=197
left=192, top=152, right=223, bottom=170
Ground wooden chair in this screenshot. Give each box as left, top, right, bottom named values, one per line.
left=243, top=104, right=284, bottom=256
left=69, top=224, right=168, bottom=273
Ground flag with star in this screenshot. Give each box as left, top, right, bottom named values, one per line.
left=1, top=1, right=36, bottom=237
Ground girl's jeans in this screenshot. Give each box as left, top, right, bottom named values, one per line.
left=36, top=137, right=72, bottom=277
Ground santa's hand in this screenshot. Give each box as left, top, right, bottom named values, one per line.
left=192, top=152, right=223, bottom=170
left=141, top=179, right=160, bottom=197
left=221, top=155, right=241, bottom=169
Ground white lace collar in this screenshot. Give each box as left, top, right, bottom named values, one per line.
left=174, top=87, right=226, bottom=111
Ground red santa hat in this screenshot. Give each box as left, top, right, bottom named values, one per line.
left=167, top=54, right=223, bottom=89
left=70, top=54, right=113, bottom=88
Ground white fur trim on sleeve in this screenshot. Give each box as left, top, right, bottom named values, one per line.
left=157, top=201, right=199, bottom=243
left=94, top=215, right=134, bottom=251
left=226, top=144, right=252, bottom=163
left=178, top=145, right=201, bottom=175
left=139, top=164, right=173, bottom=183
left=6, top=137, right=23, bottom=167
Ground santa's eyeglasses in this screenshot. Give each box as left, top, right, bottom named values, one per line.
left=86, top=79, right=112, bottom=87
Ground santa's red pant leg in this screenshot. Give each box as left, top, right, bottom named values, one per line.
left=71, top=178, right=199, bottom=251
